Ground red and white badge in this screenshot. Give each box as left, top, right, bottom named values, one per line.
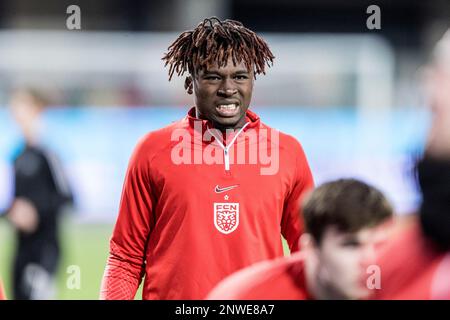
left=214, top=203, right=239, bottom=234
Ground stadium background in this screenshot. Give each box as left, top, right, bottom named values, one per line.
left=0, top=0, right=448, bottom=299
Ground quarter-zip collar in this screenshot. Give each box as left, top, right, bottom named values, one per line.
left=185, top=106, right=261, bottom=171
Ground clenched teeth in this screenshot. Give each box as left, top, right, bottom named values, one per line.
left=217, top=104, right=237, bottom=110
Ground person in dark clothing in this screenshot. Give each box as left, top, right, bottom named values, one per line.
left=418, top=29, right=450, bottom=250
left=6, top=88, right=73, bottom=300
left=374, top=30, right=450, bottom=300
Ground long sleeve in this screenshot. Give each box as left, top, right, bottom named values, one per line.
left=39, top=149, right=74, bottom=215
left=281, top=141, right=314, bottom=253
left=100, top=139, right=156, bottom=300
left=44, top=149, right=74, bottom=210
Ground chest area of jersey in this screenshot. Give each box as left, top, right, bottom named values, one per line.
left=153, top=159, right=291, bottom=234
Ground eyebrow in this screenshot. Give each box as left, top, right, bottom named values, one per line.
left=339, top=233, right=359, bottom=242
left=202, top=69, right=250, bottom=76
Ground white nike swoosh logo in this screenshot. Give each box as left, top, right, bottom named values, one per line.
left=214, top=185, right=239, bottom=193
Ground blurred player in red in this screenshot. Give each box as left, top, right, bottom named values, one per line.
left=207, top=179, right=393, bottom=300
left=0, top=278, right=6, bottom=300
left=100, top=17, right=314, bottom=300
left=374, top=30, right=450, bottom=300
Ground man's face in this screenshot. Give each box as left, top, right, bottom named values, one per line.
left=191, top=58, right=254, bottom=130
left=9, top=92, right=42, bottom=140
left=315, top=225, right=388, bottom=300
left=423, top=62, right=450, bottom=158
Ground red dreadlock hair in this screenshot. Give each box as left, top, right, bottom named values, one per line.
left=162, top=17, right=275, bottom=80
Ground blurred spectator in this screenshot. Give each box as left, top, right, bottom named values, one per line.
left=207, top=179, right=393, bottom=300
left=5, top=88, right=73, bottom=300
left=374, top=30, right=450, bottom=300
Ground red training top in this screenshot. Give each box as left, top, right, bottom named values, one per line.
left=207, top=252, right=312, bottom=300
left=0, top=278, right=6, bottom=300
left=374, top=220, right=450, bottom=300
left=100, top=107, right=314, bottom=300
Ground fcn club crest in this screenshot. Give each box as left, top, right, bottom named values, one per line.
left=214, top=203, right=239, bottom=234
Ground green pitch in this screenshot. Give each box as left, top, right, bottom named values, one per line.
left=0, top=218, right=288, bottom=300
left=0, top=218, right=144, bottom=300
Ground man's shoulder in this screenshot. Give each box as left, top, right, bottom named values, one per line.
left=14, top=145, right=49, bottom=171
left=374, top=221, right=447, bottom=299
left=207, top=255, right=302, bottom=300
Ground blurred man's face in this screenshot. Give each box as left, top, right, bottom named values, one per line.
left=192, top=57, right=254, bottom=130
left=9, top=92, right=42, bottom=140
left=427, top=32, right=450, bottom=112
left=423, top=57, right=450, bottom=158
left=429, top=63, right=450, bottom=111
left=315, top=225, right=388, bottom=300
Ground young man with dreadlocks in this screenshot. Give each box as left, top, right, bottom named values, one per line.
left=100, top=17, right=314, bottom=300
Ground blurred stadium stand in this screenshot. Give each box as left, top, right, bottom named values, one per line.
left=0, top=31, right=394, bottom=108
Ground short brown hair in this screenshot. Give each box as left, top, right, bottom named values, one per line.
left=302, top=179, right=393, bottom=244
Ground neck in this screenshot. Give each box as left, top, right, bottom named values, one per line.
left=22, top=119, right=42, bottom=147
left=213, top=119, right=247, bottom=132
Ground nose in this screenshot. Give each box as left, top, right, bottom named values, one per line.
left=218, top=79, right=237, bottom=97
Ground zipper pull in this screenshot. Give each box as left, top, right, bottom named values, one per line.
left=224, top=149, right=230, bottom=171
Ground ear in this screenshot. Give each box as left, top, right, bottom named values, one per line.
left=299, top=233, right=316, bottom=251
left=301, top=233, right=321, bottom=275
left=184, top=76, right=193, bottom=95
